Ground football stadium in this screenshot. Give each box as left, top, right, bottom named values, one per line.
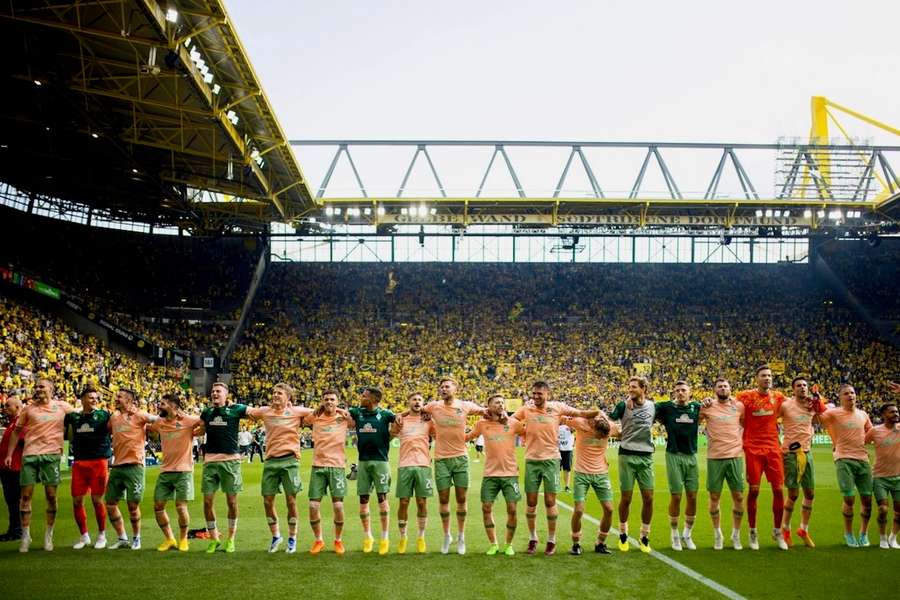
left=1, top=2, right=899, bottom=599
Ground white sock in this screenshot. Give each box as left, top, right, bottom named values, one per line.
left=548, top=533, right=556, bottom=543
left=381, top=530, right=389, bottom=540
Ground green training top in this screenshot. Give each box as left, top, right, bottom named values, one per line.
left=349, top=406, right=395, bottom=462
left=655, top=401, right=701, bottom=454
left=200, top=404, right=248, bottom=455
left=65, top=409, right=112, bottom=460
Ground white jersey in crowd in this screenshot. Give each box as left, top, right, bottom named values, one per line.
left=558, top=424, right=574, bottom=451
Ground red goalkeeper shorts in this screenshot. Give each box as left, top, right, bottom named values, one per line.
left=71, top=458, right=110, bottom=497
left=745, top=449, right=784, bottom=487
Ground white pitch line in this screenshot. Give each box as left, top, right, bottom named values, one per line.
left=555, top=499, right=747, bottom=600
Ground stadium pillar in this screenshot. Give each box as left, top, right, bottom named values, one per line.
left=512, top=236, right=517, bottom=262
left=749, top=238, right=755, bottom=263
left=391, top=235, right=395, bottom=262
left=690, top=236, right=695, bottom=263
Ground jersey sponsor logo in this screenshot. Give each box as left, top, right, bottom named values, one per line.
left=584, top=437, right=605, bottom=446
left=487, top=433, right=511, bottom=443
left=436, top=418, right=461, bottom=427
left=752, top=409, right=774, bottom=416
left=76, top=423, right=95, bottom=433
left=675, top=414, right=695, bottom=424
left=359, top=423, right=378, bottom=433
left=790, top=414, right=812, bottom=423
left=532, top=415, right=553, bottom=424
left=209, top=416, right=229, bottom=426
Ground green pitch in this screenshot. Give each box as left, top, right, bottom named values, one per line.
left=0, top=447, right=895, bottom=600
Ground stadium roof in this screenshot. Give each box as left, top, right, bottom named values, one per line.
left=0, top=0, right=314, bottom=230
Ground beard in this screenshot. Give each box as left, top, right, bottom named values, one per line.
left=158, top=408, right=169, bottom=418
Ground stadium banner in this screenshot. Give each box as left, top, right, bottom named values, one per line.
left=768, top=359, right=786, bottom=374
left=383, top=213, right=812, bottom=227
left=0, top=266, right=61, bottom=299
left=633, top=362, right=652, bottom=376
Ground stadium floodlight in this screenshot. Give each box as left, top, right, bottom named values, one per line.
left=165, top=8, right=178, bottom=23
left=400, top=208, right=408, bottom=215
left=377, top=206, right=386, bottom=216
left=309, top=217, right=316, bottom=223
left=212, top=83, right=221, bottom=95
left=33, top=80, right=42, bottom=86
left=91, top=132, right=99, bottom=139
left=183, top=37, right=192, bottom=48
left=132, top=168, right=138, bottom=174
left=773, top=210, right=782, bottom=218
left=203, top=73, right=214, bottom=84
left=764, top=209, right=773, bottom=217
left=783, top=210, right=790, bottom=218
left=189, top=48, right=200, bottom=62
left=430, top=208, right=437, bottom=215
left=828, top=210, right=843, bottom=220
left=755, top=209, right=763, bottom=217
left=364, top=208, right=372, bottom=216
left=419, top=203, right=428, bottom=216
left=817, top=210, right=826, bottom=218
left=334, top=208, right=342, bottom=216
left=325, top=207, right=334, bottom=217
left=803, top=209, right=812, bottom=218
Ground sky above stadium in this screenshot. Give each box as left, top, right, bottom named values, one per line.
left=228, top=0, right=900, bottom=198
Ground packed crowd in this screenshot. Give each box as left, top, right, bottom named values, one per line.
left=229, top=262, right=900, bottom=412
left=0, top=296, right=198, bottom=411
left=819, top=239, right=900, bottom=320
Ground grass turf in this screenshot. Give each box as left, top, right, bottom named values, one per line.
left=0, top=446, right=895, bottom=600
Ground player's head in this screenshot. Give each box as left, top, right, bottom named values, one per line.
left=34, top=378, right=54, bottom=402
left=837, top=383, right=856, bottom=409
left=158, top=393, right=182, bottom=418
left=407, top=391, right=425, bottom=414
left=714, top=378, right=731, bottom=400
left=211, top=382, right=229, bottom=407
left=673, top=380, right=691, bottom=404
left=271, top=382, right=293, bottom=409
left=627, top=376, right=647, bottom=400
left=3, top=391, right=23, bottom=417
left=791, top=375, right=809, bottom=399
left=438, top=377, right=458, bottom=401
left=880, top=402, right=899, bottom=424
left=593, top=415, right=611, bottom=437
left=530, top=381, right=551, bottom=407
left=115, top=388, right=138, bottom=412
left=487, top=393, right=506, bottom=416
left=755, top=365, right=773, bottom=391
left=80, top=384, right=100, bottom=411
left=320, top=389, right=340, bottom=414
left=361, top=386, right=382, bottom=409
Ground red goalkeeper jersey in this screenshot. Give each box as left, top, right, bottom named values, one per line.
left=736, top=389, right=786, bottom=453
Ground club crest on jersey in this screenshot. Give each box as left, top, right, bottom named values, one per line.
left=376, top=413, right=382, bottom=421
left=455, top=408, right=462, bottom=416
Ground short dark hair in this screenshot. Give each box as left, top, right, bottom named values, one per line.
left=119, top=388, right=137, bottom=403
left=406, top=391, right=425, bottom=401
left=880, top=402, right=897, bottom=415
left=838, top=383, right=855, bottom=394
left=532, top=381, right=551, bottom=391
left=162, top=393, right=183, bottom=409
left=80, top=384, right=100, bottom=398
left=364, top=386, right=383, bottom=402
left=674, top=380, right=690, bottom=389
left=756, top=364, right=772, bottom=375
left=714, top=378, right=729, bottom=386
left=791, top=375, right=808, bottom=387
left=322, top=389, right=340, bottom=400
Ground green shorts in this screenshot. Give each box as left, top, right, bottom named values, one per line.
left=573, top=471, right=613, bottom=503
left=357, top=461, right=391, bottom=496
left=309, top=466, right=347, bottom=499
left=396, top=466, right=433, bottom=499
left=835, top=458, right=873, bottom=497
left=524, top=459, right=560, bottom=494
left=481, top=476, right=521, bottom=503
left=434, top=456, right=469, bottom=491
left=707, top=457, right=744, bottom=494
left=783, top=451, right=815, bottom=490
left=154, top=471, right=194, bottom=502
left=665, top=453, right=699, bottom=494
left=19, top=454, right=62, bottom=486
left=105, top=464, right=145, bottom=503
left=618, top=453, right=654, bottom=492
left=873, top=476, right=900, bottom=502
left=261, top=456, right=302, bottom=497
left=202, top=459, right=243, bottom=495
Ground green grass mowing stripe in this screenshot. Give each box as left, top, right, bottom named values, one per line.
left=556, top=497, right=747, bottom=600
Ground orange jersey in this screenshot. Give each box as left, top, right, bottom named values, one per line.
left=700, top=399, right=744, bottom=459
left=469, top=418, right=523, bottom=477
left=149, top=414, right=201, bottom=472
left=866, top=424, right=900, bottom=478
left=779, top=397, right=816, bottom=452
left=305, top=412, right=350, bottom=468
left=109, top=410, right=155, bottom=466
left=17, top=400, right=69, bottom=456
left=513, top=401, right=579, bottom=460
left=819, top=407, right=872, bottom=462
left=564, top=417, right=620, bottom=475
left=246, top=405, right=312, bottom=459
left=396, top=414, right=435, bottom=468
left=423, top=400, right=483, bottom=460
left=736, top=389, right=785, bottom=453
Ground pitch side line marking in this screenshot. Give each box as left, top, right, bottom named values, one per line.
left=555, top=499, right=747, bottom=600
